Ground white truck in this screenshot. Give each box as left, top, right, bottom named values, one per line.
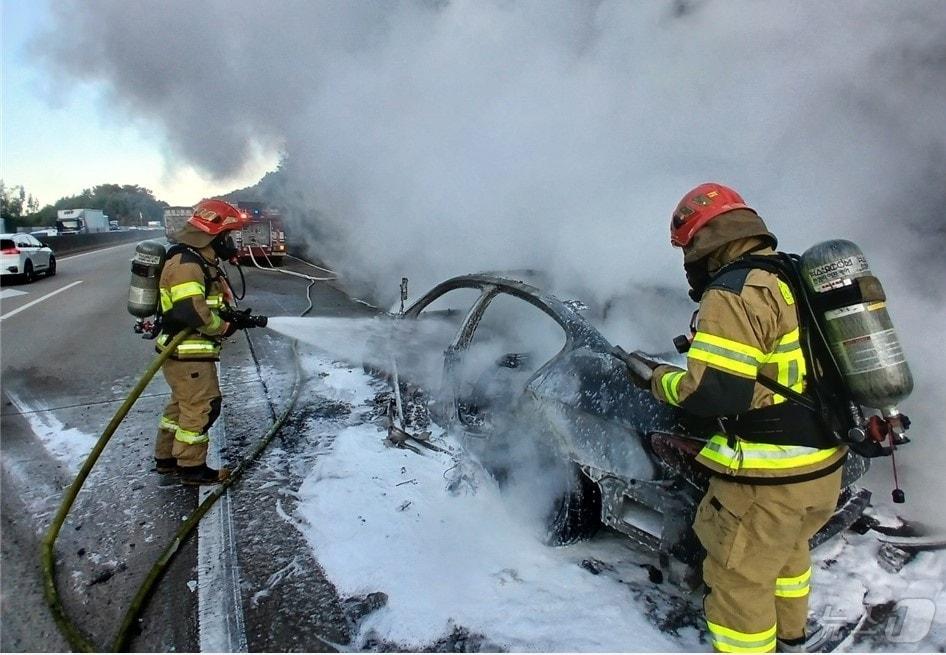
left=56, top=209, right=110, bottom=234
left=163, top=207, right=192, bottom=240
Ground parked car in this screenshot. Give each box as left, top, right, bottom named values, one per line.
left=391, top=274, right=871, bottom=565
left=0, top=233, right=56, bottom=282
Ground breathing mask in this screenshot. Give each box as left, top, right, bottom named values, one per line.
left=211, top=234, right=239, bottom=262
left=684, top=259, right=710, bottom=302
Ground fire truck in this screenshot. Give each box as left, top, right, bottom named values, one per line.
left=164, top=202, right=288, bottom=265
left=233, top=202, right=287, bottom=265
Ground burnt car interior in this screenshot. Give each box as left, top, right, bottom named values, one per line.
left=454, top=293, right=567, bottom=431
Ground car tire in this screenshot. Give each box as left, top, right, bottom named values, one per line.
left=23, top=261, right=34, bottom=283
left=47, top=255, right=57, bottom=276
left=545, top=467, right=602, bottom=546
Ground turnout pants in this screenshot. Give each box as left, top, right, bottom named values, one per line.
left=693, top=468, right=843, bottom=652
left=154, top=359, right=221, bottom=468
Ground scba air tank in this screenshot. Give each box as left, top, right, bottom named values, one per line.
left=127, top=240, right=167, bottom=317
left=800, top=239, right=913, bottom=415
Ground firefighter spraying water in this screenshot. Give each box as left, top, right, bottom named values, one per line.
left=126, top=199, right=269, bottom=485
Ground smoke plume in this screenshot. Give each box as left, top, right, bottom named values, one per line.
left=35, top=1, right=946, bottom=525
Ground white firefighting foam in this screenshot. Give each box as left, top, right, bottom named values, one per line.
left=5, top=390, right=97, bottom=472
left=291, top=354, right=946, bottom=652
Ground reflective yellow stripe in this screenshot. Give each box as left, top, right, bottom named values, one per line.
left=777, top=279, right=795, bottom=305
left=159, top=416, right=179, bottom=431
left=157, top=333, right=220, bottom=359
left=693, top=332, right=765, bottom=362
left=206, top=294, right=224, bottom=309
left=661, top=371, right=685, bottom=406
left=160, top=288, right=172, bottom=312
left=689, top=331, right=762, bottom=378
left=176, top=342, right=219, bottom=354
left=707, top=620, right=777, bottom=652
left=700, top=436, right=842, bottom=471
left=762, top=329, right=806, bottom=402
left=169, top=281, right=205, bottom=302
left=700, top=436, right=742, bottom=470
left=174, top=427, right=209, bottom=445
left=771, top=328, right=800, bottom=353
left=158, top=332, right=221, bottom=358
left=775, top=567, right=812, bottom=598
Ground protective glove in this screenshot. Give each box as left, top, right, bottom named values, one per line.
left=611, top=346, right=662, bottom=389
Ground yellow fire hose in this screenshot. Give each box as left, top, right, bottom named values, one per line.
left=41, top=327, right=304, bottom=651
left=43, top=253, right=322, bottom=651
left=41, top=328, right=192, bottom=652
left=111, top=340, right=303, bottom=651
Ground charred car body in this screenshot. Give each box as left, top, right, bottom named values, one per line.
left=398, top=274, right=871, bottom=564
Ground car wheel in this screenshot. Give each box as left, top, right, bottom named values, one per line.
left=545, top=467, right=602, bottom=546
left=47, top=255, right=57, bottom=276
left=23, top=261, right=34, bottom=283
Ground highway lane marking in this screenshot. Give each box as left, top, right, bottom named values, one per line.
left=0, top=280, right=83, bottom=321
left=58, top=241, right=138, bottom=261
left=0, top=289, right=29, bottom=300
left=198, top=380, right=248, bottom=653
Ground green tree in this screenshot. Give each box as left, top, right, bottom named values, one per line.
left=50, top=183, right=168, bottom=225
left=1, top=180, right=26, bottom=229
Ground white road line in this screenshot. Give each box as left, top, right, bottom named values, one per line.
left=0, top=289, right=29, bottom=300
left=198, top=388, right=248, bottom=652
left=57, top=241, right=138, bottom=261
left=0, top=280, right=83, bottom=321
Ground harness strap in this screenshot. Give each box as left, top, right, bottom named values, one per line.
left=705, top=253, right=849, bottom=448
left=720, top=402, right=840, bottom=449
left=166, top=243, right=216, bottom=289
left=755, top=373, right=817, bottom=413
left=812, top=275, right=885, bottom=312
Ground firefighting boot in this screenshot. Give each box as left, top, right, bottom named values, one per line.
left=777, top=624, right=829, bottom=653
left=153, top=458, right=178, bottom=474
left=179, top=464, right=230, bottom=486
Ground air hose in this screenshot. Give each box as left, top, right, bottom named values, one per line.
left=41, top=328, right=193, bottom=652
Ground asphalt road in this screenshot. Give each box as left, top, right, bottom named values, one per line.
left=1, top=242, right=376, bottom=652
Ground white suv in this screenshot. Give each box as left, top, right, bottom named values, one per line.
left=1, top=233, right=56, bottom=282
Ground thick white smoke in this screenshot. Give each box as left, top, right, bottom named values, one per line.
left=35, top=1, right=946, bottom=525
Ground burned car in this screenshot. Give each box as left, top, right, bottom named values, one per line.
left=395, top=273, right=871, bottom=564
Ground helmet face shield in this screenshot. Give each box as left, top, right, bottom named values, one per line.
left=671, top=206, right=697, bottom=246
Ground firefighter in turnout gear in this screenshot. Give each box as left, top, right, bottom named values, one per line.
left=632, top=184, right=846, bottom=653
left=153, top=199, right=261, bottom=486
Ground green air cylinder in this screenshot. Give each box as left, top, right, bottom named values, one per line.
left=128, top=240, right=167, bottom=318
left=800, top=239, right=913, bottom=413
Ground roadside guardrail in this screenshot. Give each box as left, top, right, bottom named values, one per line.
left=38, top=229, right=163, bottom=256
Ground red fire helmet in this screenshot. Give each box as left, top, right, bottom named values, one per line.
left=670, top=183, right=753, bottom=247
left=188, top=199, right=250, bottom=235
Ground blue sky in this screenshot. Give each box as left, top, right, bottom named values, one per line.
left=0, top=0, right=271, bottom=208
